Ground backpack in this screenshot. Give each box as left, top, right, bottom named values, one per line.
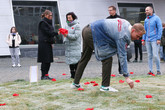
left=161, top=28, right=165, bottom=46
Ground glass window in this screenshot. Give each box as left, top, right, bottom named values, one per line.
left=12, top=1, right=62, bottom=45
left=118, top=3, right=153, bottom=25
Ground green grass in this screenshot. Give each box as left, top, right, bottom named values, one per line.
left=0, top=75, right=165, bottom=110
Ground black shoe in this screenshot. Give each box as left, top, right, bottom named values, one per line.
left=139, top=60, right=142, bottom=63
left=41, top=76, right=53, bottom=80
left=157, top=71, right=161, bottom=75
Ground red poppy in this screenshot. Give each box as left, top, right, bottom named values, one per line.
left=90, top=81, right=96, bottom=83
left=146, top=95, right=152, bottom=98
left=93, top=83, right=99, bottom=86
left=13, top=93, right=19, bottom=96
left=86, top=108, right=94, bottom=110
left=84, top=82, right=90, bottom=85
left=77, top=88, right=84, bottom=91
left=72, top=27, right=74, bottom=29
left=111, top=74, right=116, bottom=77
left=151, top=74, right=155, bottom=76
left=51, top=78, right=56, bottom=81
left=135, top=80, right=140, bottom=83
left=62, top=73, right=66, bottom=75
left=45, top=74, right=49, bottom=76
left=119, top=80, right=125, bottom=83
left=130, top=72, right=134, bottom=74
left=59, top=28, right=68, bottom=35
left=0, top=103, right=6, bottom=106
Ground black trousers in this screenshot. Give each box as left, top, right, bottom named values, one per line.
left=134, top=42, right=142, bottom=60
left=69, top=63, right=78, bottom=78
left=41, top=62, right=51, bottom=77
left=74, top=24, right=113, bottom=87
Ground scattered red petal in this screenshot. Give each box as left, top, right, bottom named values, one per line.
left=77, top=88, right=84, bottom=91
left=135, top=80, right=140, bottom=83
left=111, top=74, right=116, bottom=77
left=86, top=108, right=94, bottom=110
left=93, top=83, right=99, bottom=86
left=151, top=74, right=155, bottom=76
left=62, top=73, right=66, bottom=75
left=90, top=81, right=96, bottom=83
left=130, top=72, right=134, bottom=74
left=13, top=93, right=19, bottom=96
left=148, top=72, right=153, bottom=75
left=146, top=95, right=152, bottom=98
left=45, top=74, right=49, bottom=76
left=72, top=27, right=74, bottom=29
left=51, top=78, right=56, bottom=81
left=0, top=103, right=6, bottom=106
left=119, top=80, right=125, bottom=83
left=84, top=82, right=90, bottom=85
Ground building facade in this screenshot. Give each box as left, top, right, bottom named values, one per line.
left=1, top=0, right=165, bottom=56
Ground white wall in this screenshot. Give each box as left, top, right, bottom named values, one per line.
left=0, top=0, right=14, bottom=56
left=58, top=0, right=112, bottom=29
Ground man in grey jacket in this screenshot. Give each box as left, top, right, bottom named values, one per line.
left=71, top=18, right=146, bottom=92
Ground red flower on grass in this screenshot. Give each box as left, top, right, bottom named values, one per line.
left=13, top=93, right=19, bottom=96
left=0, top=103, right=6, bottom=106
left=146, top=95, right=152, bottom=98
left=86, top=108, right=94, bottom=110
left=62, top=73, right=66, bottom=75
left=119, top=80, right=124, bottom=83
left=51, top=78, right=56, bottom=81
left=130, top=72, right=134, bottom=74
left=77, top=88, right=84, bottom=91
left=111, top=74, right=116, bottom=77
left=84, top=82, right=90, bottom=85
left=90, top=81, right=96, bottom=83
left=93, top=83, right=99, bottom=86
left=135, top=80, right=140, bottom=83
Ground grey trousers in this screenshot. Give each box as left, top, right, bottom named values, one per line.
left=74, top=24, right=113, bottom=87
left=9, top=47, right=20, bottom=65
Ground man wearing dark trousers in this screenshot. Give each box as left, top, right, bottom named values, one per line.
left=106, top=6, right=123, bottom=74
left=71, top=18, right=146, bottom=92
left=133, top=38, right=143, bottom=62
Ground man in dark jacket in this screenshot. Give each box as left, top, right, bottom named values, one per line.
left=106, top=6, right=122, bottom=19
left=38, top=10, right=58, bottom=80
left=106, top=6, right=123, bottom=74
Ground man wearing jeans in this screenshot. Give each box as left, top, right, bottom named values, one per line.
left=142, top=6, right=162, bottom=75
left=71, top=18, right=146, bottom=92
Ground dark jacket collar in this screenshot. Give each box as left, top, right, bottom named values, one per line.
left=43, top=17, right=52, bottom=25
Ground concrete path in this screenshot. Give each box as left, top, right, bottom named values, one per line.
left=0, top=53, right=164, bottom=83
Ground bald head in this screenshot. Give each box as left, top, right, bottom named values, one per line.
left=145, top=6, right=153, bottom=16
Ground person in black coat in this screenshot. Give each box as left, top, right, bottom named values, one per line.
left=37, top=10, right=58, bottom=80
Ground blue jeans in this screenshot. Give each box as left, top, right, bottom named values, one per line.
left=146, top=41, right=160, bottom=72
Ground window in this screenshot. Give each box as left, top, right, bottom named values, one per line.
left=118, top=3, right=153, bottom=25
left=12, top=1, right=62, bottom=45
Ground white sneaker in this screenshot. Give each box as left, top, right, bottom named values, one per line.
left=100, top=86, right=118, bottom=92
left=17, top=64, right=21, bottom=67
left=70, top=83, right=82, bottom=89
left=12, top=64, right=16, bottom=67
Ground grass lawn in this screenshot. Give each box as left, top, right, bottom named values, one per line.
left=0, top=75, right=165, bottom=110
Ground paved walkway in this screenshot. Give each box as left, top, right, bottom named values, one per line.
left=0, top=53, right=164, bottom=83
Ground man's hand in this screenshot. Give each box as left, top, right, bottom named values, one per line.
left=157, top=40, right=161, bottom=45
left=125, top=77, right=134, bottom=89
left=142, top=41, right=145, bottom=46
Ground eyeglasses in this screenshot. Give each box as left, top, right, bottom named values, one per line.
left=49, top=14, right=53, bottom=16
left=108, top=10, right=113, bottom=11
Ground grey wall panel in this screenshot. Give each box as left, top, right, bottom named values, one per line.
left=58, top=0, right=112, bottom=28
